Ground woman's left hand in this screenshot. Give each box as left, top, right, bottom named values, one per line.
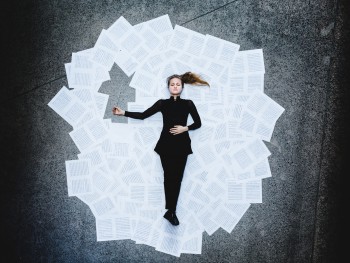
left=170, top=125, right=188, bottom=135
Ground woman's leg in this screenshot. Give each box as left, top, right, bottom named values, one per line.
left=168, top=155, right=187, bottom=211
left=160, top=154, right=188, bottom=211
left=160, top=154, right=172, bottom=210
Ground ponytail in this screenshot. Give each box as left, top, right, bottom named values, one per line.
left=166, top=72, right=210, bottom=88
left=181, top=72, right=210, bottom=87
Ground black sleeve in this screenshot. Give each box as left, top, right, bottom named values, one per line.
left=124, top=99, right=162, bottom=120
left=187, top=100, right=202, bottom=130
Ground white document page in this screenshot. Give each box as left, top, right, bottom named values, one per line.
left=227, top=179, right=262, bottom=203
left=65, top=159, right=93, bottom=196
left=96, top=218, right=115, bottom=241
left=48, top=86, right=88, bottom=127
left=202, top=34, right=240, bottom=65
left=69, top=52, right=96, bottom=89
left=146, top=14, right=173, bottom=36
left=231, top=49, right=265, bottom=75
left=90, top=196, right=115, bottom=218
left=107, top=16, right=133, bottom=43
left=181, top=234, right=202, bottom=254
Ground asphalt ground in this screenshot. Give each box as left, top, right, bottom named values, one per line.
left=1, top=1, right=349, bottom=262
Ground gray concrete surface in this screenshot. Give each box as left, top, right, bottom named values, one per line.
left=1, top=0, right=348, bottom=262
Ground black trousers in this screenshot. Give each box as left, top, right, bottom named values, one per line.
left=159, top=154, right=188, bottom=211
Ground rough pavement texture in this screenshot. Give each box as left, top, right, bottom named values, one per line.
left=1, top=0, right=348, bottom=262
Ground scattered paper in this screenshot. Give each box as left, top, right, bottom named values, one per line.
left=48, top=14, right=285, bottom=257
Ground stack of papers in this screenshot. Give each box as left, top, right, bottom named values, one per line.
left=48, top=14, right=285, bottom=257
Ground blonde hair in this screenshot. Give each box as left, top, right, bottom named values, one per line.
left=166, top=72, right=210, bottom=88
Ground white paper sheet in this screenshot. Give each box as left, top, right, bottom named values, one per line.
left=50, top=14, right=286, bottom=257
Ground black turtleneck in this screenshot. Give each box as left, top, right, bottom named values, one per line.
left=124, top=96, right=201, bottom=155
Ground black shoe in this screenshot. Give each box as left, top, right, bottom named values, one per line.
left=163, top=210, right=180, bottom=226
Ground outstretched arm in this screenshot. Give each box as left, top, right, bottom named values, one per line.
left=187, top=100, right=201, bottom=130
left=113, top=99, right=162, bottom=120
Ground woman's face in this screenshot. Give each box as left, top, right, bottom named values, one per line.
left=168, top=77, right=183, bottom=96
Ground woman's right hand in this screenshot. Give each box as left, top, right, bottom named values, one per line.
left=112, top=106, right=125, bottom=116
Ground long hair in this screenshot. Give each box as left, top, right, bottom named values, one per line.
left=166, top=72, right=210, bottom=88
